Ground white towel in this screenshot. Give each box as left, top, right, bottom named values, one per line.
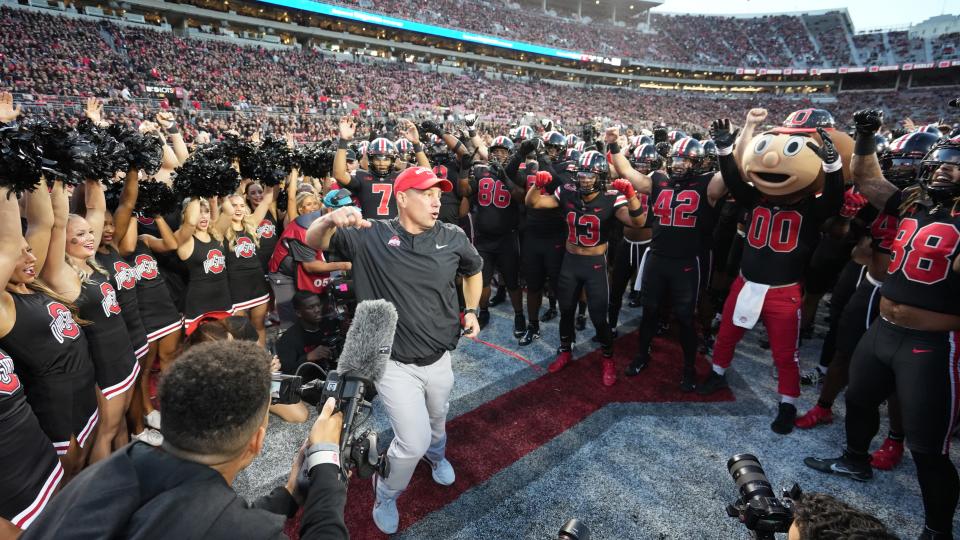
left=732, top=280, right=770, bottom=329
left=633, top=248, right=652, bottom=292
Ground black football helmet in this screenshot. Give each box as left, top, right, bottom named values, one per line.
left=543, top=131, right=566, bottom=160
left=565, top=134, right=582, bottom=148
left=630, top=143, right=662, bottom=174
left=576, top=150, right=609, bottom=195
left=701, top=140, right=719, bottom=172
left=395, top=138, right=415, bottom=165
left=668, top=130, right=687, bottom=144
left=918, top=138, right=960, bottom=203
left=880, top=131, right=941, bottom=188
left=489, top=135, right=514, bottom=165
left=668, top=137, right=706, bottom=179
left=564, top=148, right=582, bottom=163
left=367, top=137, right=398, bottom=178
left=512, top=126, right=535, bottom=144
left=781, top=108, right=836, bottom=130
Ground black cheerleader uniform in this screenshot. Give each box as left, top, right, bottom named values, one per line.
left=256, top=211, right=281, bottom=274
left=0, top=348, right=62, bottom=529
left=227, top=231, right=271, bottom=312
left=128, top=240, right=182, bottom=343
left=183, top=235, right=233, bottom=326
left=76, top=271, right=139, bottom=400
left=0, top=291, right=98, bottom=455
left=96, top=246, right=149, bottom=360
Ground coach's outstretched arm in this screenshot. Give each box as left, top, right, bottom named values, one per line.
left=305, top=206, right=372, bottom=252
left=851, top=109, right=898, bottom=210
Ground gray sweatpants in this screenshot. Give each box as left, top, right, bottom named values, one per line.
left=375, top=352, right=454, bottom=498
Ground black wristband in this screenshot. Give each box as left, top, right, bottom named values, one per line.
left=337, top=139, right=350, bottom=150
left=607, top=142, right=620, bottom=155
left=464, top=308, right=478, bottom=315
left=628, top=206, right=644, bottom=217
left=165, top=126, right=179, bottom=135
left=413, top=143, right=424, bottom=153
left=853, top=132, right=877, bottom=156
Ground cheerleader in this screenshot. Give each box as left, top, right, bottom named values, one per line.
left=41, top=180, right=138, bottom=464
left=219, top=189, right=275, bottom=345
left=243, top=180, right=282, bottom=274
left=0, top=181, right=99, bottom=479
left=177, top=198, right=233, bottom=334
left=0, top=188, right=65, bottom=531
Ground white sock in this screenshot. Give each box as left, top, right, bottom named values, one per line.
left=780, top=395, right=797, bottom=405
left=712, top=364, right=726, bottom=376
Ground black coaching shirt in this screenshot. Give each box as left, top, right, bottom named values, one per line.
left=329, top=219, right=483, bottom=365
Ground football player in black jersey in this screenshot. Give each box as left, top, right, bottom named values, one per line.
left=703, top=118, right=844, bottom=435
left=333, top=116, right=430, bottom=220
left=609, top=132, right=728, bottom=391
left=526, top=151, right=646, bottom=386
left=806, top=111, right=960, bottom=540
left=461, top=136, right=527, bottom=334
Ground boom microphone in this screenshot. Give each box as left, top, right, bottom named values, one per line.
left=335, top=299, right=397, bottom=384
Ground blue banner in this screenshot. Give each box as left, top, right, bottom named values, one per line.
left=256, top=0, right=622, bottom=66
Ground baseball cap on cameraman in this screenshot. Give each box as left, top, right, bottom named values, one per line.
left=394, top=166, right=453, bottom=193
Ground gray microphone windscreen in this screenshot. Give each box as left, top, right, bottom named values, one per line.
left=335, top=299, right=397, bottom=383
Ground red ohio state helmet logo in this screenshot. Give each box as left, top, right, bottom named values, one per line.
left=234, top=237, right=256, bottom=259
left=203, top=249, right=226, bottom=274
left=135, top=254, right=159, bottom=280
left=0, top=350, right=21, bottom=396
left=113, top=261, right=137, bottom=290
left=47, top=302, right=80, bottom=344
left=100, top=282, right=122, bottom=317
left=257, top=220, right=276, bottom=239
left=137, top=215, right=155, bottom=226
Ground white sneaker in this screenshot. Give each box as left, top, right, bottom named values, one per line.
left=372, top=476, right=399, bottom=534
left=144, top=410, right=161, bottom=430
left=425, top=457, right=455, bottom=486
left=133, top=428, right=164, bottom=447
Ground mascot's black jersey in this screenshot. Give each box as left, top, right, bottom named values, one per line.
left=880, top=190, right=960, bottom=315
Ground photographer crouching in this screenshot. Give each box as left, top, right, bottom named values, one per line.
left=19, top=340, right=348, bottom=540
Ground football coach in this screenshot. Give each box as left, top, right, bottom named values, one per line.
left=306, top=165, right=483, bottom=534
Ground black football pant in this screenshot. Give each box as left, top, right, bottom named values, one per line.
left=521, top=233, right=565, bottom=322
left=844, top=317, right=960, bottom=533
left=557, top=253, right=612, bottom=351
left=608, top=238, right=649, bottom=329
left=635, top=251, right=700, bottom=372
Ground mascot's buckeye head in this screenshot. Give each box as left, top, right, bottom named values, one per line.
left=742, top=108, right=853, bottom=200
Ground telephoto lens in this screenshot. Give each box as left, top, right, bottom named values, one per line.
left=557, top=518, right=589, bottom=540
left=728, top=453, right=775, bottom=502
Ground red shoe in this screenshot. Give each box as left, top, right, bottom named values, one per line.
left=548, top=350, right=572, bottom=373
left=602, top=358, right=617, bottom=387
left=870, top=437, right=904, bottom=470
left=794, top=404, right=833, bottom=429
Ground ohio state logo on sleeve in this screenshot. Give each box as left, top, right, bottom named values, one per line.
left=203, top=249, right=226, bottom=274
left=47, top=302, right=80, bottom=344
left=257, top=219, right=276, bottom=239
left=134, top=254, right=159, bottom=280
left=0, top=349, right=22, bottom=396
left=113, top=260, right=137, bottom=290
left=234, top=237, right=257, bottom=259
left=99, top=282, right=122, bottom=317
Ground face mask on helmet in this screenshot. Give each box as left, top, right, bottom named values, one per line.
left=919, top=144, right=960, bottom=203
left=577, top=172, right=602, bottom=195
left=668, top=138, right=705, bottom=180
left=576, top=151, right=608, bottom=195
left=880, top=155, right=922, bottom=188
left=368, top=138, right=397, bottom=177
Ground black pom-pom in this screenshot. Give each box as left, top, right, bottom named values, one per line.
left=275, top=184, right=288, bottom=211
left=173, top=144, right=240, bottom=198
left=136, top=180, right=179, bottom=217
left=77, top=119, right=127, bottom=182
left=106, top=125, right=164, bottom=175
left=295, top=142, right=335, bottom=179
left=220, top=133, right=256, bottom=165
left=0, top=121, right=45, bottom=196
left=31, top=120, right=96, bottom=187
left=255, top=135, right=294, bottom=186
left=104, top=181, right=123, bottom=213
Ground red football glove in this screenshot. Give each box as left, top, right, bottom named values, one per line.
left=611, top=179, right=636, bottom=199
left=534, top=171, right=553, bottom=190
left=840, top=186, right=868, bottom=218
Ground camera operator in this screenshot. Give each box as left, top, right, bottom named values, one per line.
left=277, top=291, right=339, bottom=375
left=20, top=341, right=349, bottom=540
left=305, top=166, right=483, bottom=535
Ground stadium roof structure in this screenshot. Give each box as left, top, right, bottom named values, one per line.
left=514, top=0, right=663, bottom=22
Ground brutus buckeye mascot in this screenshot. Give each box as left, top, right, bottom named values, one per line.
left=697, top=109, right=850, bottom=435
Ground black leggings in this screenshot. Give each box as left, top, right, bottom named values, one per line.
left=635, top=251, right=700, bottom=371
left=608, top=238, right=649, bottom=329
left=558, top=252, right=611, bottom=350
left=817, top=262, right=866, bottom=368
left=845, top=317, right=960, bottom=532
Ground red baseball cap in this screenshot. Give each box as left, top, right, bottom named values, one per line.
left=394, top=166, right=453, bottom=193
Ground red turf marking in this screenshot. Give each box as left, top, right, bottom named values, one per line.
left=284, top=330, right=733, bottom=539
left=468, top=336, right=545, bottom=373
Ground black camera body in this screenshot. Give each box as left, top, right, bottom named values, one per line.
left=726, top=454, right=801, bottom=539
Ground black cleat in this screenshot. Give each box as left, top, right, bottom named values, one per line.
left=803, top=452, right=873, bottom=482
left=918, top=526, right=954, bottom=539
left=591, top=328, right=618, bottom=343
left=513, top=313, right=526, bottom=338
left=541, top=306, right=558, bottom=322
left=489, top=288, right=506, bottom=307
left=575, top=314, right=587, bottom=331
left=518, top=324, right=540, bottom=346
left=696, top=371, right=728, bottom=395
left=656, top=321, right=670, bottom=336
left=680, top=368, right=696, bottom=392
left=770, top=402, right=797, bottom=435
left=625, top=355, right=649, bottom=376
left=478, top=309, right=490, bottom=329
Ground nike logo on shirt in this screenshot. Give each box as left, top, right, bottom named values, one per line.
left=436, top=243, right=449, bottom=249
